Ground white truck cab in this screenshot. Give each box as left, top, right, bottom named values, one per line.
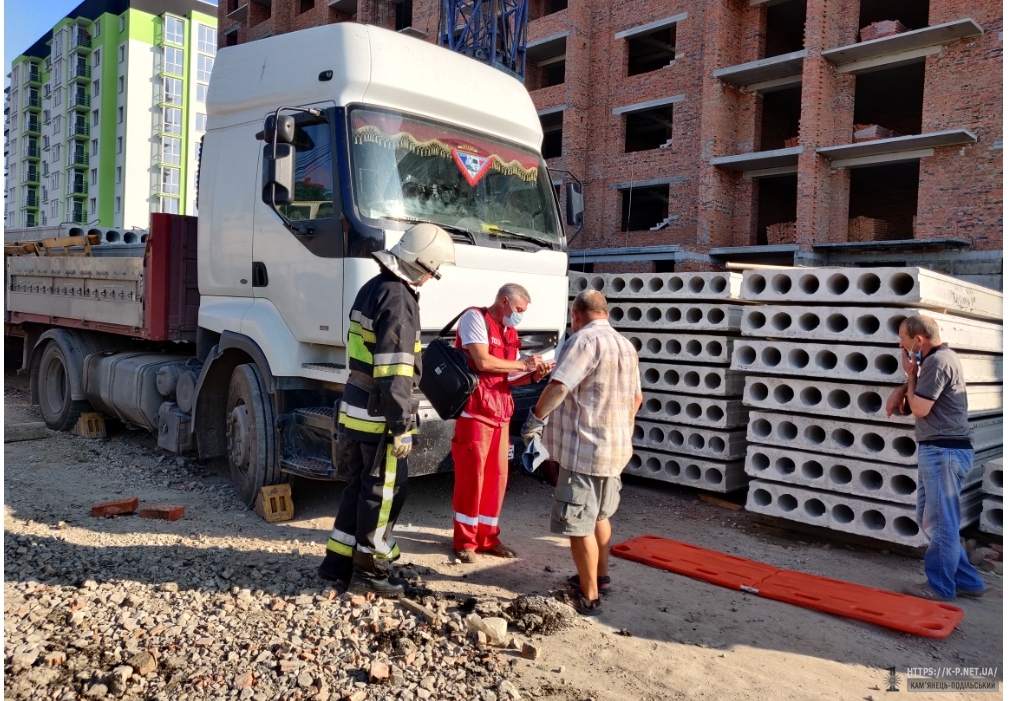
left=193, top=23, right=578, bottom=500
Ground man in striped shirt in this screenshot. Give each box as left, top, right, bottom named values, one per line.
left=522, top=290, right=642, bottom=615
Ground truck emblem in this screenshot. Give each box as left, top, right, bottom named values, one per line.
left=452, top=148, right=492, bottom=187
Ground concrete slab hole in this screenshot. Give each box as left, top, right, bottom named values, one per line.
left=861, top=432, right=885, bottom=453
left=688, top=276, right=706, bottom=293
left=859, top=469, right=883, bottom=491
left=827, top=389, right=851, bottom=409
left=857, top=273, right=881, bottom=295
left=856, top=314, right=881, bottom=335
left=747, top=311, right=767, bottom=329
left=889, top=272, right=915, bottom=296
left=685, top=340, right=701, bottom=356
left=829, top=464, right=852, bottom=485
left=611, top=277, right=627, bottom=292
left=798, top=312, right=819, bottom=331
left=685, top=464, right=702, bottom=480
left=777, top=421, right=798, bottom=440
left=648, top=277, right=664, bottom=292
left=774, top=457, right=795, bottom=475
left=874, top=354, right=899, bottom=375
left=804, top=425, right=827, bottom=444
left=778, top=494, right=799, bottom=512
left=771, top=312, right=791, bottom=330
left=705, top=468, right=723, bottom=484
left=799, top=274, right=819, bottom=293
left=710, top=276, right=728, bottom=293
left=772, top=274, right=792, bottom=294
left=666, top=307, right=682, bottom=322
left=815, top=350, right=837, bottom=369
left=891, top=474, right=916, bottom=495
left=706, top=340, right=724, bottom=356
left=893, top=516, right=919, bottom=537
left=747, top=274, right=767, bottom=295
left=753, top=488, right=772, bottom=506
left=857, top=391, right=882, bottom=414
left=752, top=418, right=772, bottom=437
left=893, top=436, right=916, bottom=457
left=826, top=313, right=849, bottom=333
left=686, top=308, right=703, bottom=323
left=707, top=308, right=726, bottom=324
left=844, top=352, right=869, bottom=372
left=788, top=348, right=809, bottom=367
left=773, top=385, right=794, bottom=403
left=761, top=347, right=782, bottom=366
left=628, top=277, right=645, bottom=293
left=737, top=345, right=757, bottom=365
left=799, top=386, right=822, bottom=406
left=752, top=452, right=770, bottom=471
left=804, top=498, right=826, bottom=518
left=983, top=508, right=1002, bottom=529
left=862, top=509, right=886, bottom=531
left=801, top=460, right=824, bottom=479
left=832, top=428, right=855, bottom=448
left=832, top=504, right=855, bottom=523
left=827, top=273, right=850, bottom=295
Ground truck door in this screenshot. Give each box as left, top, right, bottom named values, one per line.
left=251, top=106, right=345, bottom=348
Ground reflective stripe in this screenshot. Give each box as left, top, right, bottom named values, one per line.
left=414, top=341, right=423, bottom=353
left=374, top=351, right=415, bottom=366
left=340, top=402, right=383, bottom=421
left=373, top=363, right=414, bottom=378
left=347, top=332, right=373, bottom=364
left=349, top=320, right=377, bottom=344
left=338, top=411, right=386, bottom=434
left=326, top=538, right=353, bottom=556
left=372, top=444, right=398, bottom=554
left=357, top=543, right=401, bottom=560
left=478, top=515, right=499, bottom=527
left=329, top=529, right=356, bottom=546
left=454, top=512, right=479, bottom=527
left=350, top=309, right=374, bottom=330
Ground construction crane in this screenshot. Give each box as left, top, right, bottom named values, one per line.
left=438, top=0, right=529, bottom=80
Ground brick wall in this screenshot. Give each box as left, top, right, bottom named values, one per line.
left=218, top=0, right=1003, bottom=255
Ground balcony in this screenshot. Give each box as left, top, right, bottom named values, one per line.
left=23, top=189, right=40, bottom=208
left=26, top=118, right=41, bottom=134
left=71, top=60, right=91, bottom=82
left=823, top=18, right=983, bottom=74
left=72, top=92, right=90, bottom=110
left=25, top=143, right=41, bottom=160
left=816, top=129, right=978, bottom=168
left=70, top=120, right=89, bottom=139
left=26, top=93, right=41, bottom=110
left=25, top=66, right=42, bottom=86
left=713, top=49, right=806, bottom=92
left=69, top=150, right=88, bottom=168
left=70, top=177, right=88, bottom=196
left=23, top=168, right=39, bottom=184
left=72, top=28, right=93, bottom=53
left=70, top=204, right=86, bottom=222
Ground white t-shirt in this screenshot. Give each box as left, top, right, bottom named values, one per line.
left=457, top=308, right=489, bottom=346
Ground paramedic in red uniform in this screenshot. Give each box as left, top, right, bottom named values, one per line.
left=451, top=283, right=546, bottom=562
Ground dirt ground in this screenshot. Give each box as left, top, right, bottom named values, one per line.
left=4, top=372, right=1003, bottom=700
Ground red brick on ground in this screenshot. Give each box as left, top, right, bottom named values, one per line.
left=138, top=504, right=186, bottom=521
left=90, top=497, right=139, bottom=518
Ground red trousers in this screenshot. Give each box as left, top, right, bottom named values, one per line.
left=451, top=417, right=509, bottom=551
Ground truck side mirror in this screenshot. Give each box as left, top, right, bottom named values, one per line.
left=262, top=114, right=296, bottom=144
left=262, top=143, right=294, bottom=206
left=564, top=180, right=584, bottom=229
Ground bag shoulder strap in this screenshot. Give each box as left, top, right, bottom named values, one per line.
left=437, top=307, right=480, bottom=338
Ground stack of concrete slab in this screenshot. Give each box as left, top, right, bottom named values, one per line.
left=733, top=267, right=1003, bottom=547
left=980, top=457, right=1003, bottom=536
left=569, top=271, right=748, bottom=493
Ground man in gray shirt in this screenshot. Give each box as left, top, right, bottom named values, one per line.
left=885, top=314, right=985, bottom=601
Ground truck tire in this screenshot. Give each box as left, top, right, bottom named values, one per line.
left=36, top=341, right=89, bottom=431
left=225, top=363, right=280, bottom=507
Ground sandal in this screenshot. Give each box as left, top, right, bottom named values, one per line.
left=572, top=594, right=601, bottom=617
left=567, top=574, right=611, bottom=595
left=478, top=542, right=517, bottom=559
left=455, top=550, right=477, bottom=564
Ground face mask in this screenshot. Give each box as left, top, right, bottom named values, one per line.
left=503, top=303, right=523, bottom=327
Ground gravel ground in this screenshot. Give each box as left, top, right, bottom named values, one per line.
left=4, top=373, right=1004, bottom=700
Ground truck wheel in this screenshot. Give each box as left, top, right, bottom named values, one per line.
left=36, top=341, right=89, bottom=431
left=225, top=363, right=279, bottom=507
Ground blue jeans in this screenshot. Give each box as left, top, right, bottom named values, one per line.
left=916, top=444, right=985, bottom=599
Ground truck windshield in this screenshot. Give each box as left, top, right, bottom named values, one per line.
left=349, top=107, right=562, bottom=245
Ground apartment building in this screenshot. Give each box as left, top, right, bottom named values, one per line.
left=217, top=1, right=1001, bottom=277
left=4, top=0, right=218, bottom=231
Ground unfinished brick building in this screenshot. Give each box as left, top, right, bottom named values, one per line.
left=218, top=1, right=1002, bottom=285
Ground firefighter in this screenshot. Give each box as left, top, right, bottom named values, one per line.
left=318, top=223, right=456, bottom=597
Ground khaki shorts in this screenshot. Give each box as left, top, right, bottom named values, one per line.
left=550, top=467, right=622, bottom=536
